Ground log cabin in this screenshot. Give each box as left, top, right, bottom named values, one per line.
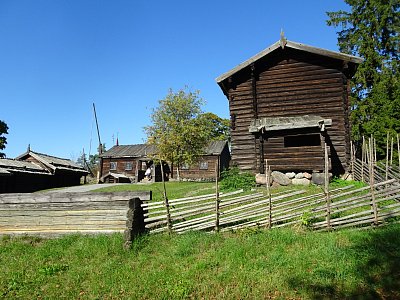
left=0, top=148, right=88, bottom=193
left=99, top=140, right=231, bottom=183
left=216, top=35, right=363, bottom=175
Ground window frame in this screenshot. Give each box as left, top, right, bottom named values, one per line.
left=110, top=162, right=117, bottom=171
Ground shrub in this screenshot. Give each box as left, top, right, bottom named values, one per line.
left=220, top=167, right=255, bottom=191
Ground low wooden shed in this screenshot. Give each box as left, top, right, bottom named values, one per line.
left=216, top=35, right=363, bottom=175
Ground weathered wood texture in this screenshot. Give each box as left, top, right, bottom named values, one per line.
left=144, top=179, right=400, bottom=234
left=0, top=191, right=151, bottom=237
left=226, top=48, right=351, bottom=174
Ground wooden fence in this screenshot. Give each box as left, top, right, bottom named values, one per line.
left=143, top=179, right=400, bottom=233
left=0, top=191, right=151, bottom=246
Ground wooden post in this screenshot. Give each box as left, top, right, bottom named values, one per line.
left=160, top=159, right=172, bottom=233
left=215, top=159, right=220, bottom=232
left=369, top=139, right=378, bottom=226
left=390, top=136, right=394, bottom=166
left=124, top=197, right=146, bottom=250
left=350, top=141, right=354, bottom=178
left=373, top=136, right=377, bottom=163
left=361, top=136, right=365, bottom=182
left=397, top=134, right=400, bottom=172
left=386, top=132, right=389, bottom=182
left=265, top=159, right=272, bottom=228
left=324, top=143, right=331, bottom=229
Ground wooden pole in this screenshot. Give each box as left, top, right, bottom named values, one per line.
left=324, top=143, right=331, bottom=229
left=390, top=136, right=394, bottom=166
left=215, top=159, right=220, bottom=232
left=361, top=136, right=365, bottom=182
left=386, top=131, right=389, bottom=182
left=350, top=141, right=354, bottom=178
left=369, top=139, right=378, bottom=226
left=160, top=159, right=172, bottom=233
left=265, top=159, right=272, bottom=228
left=397, top=134, right=400, bottom=171
left=373, top=136, right=377, bottom=163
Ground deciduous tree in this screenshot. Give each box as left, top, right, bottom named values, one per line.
left=144, top=87, right=210, bottom=179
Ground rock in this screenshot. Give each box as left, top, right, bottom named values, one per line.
left=285, top=172, right=296, bottom=179
left=271, top=171, right=292, bottom=186
left=292, top=178, right=311, bottom=186
left=255, top=173, right=272, bottom=185
left=303, top=172, right=312, bottom=179
left=295, top=172, right=304, bottom=179
left=312, top=172, right=332, bottom=185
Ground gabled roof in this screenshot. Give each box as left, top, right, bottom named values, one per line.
left=216, top=37, right=364, bottom=85
left=100, top=144, right=157, bottom=158
left=204, top=140, right=229, bottom=155
left=0, top=158, right=51, bottom=175
left=100, top=141, right=229, bottom=159
left=16, top=151, right=88, bottom=174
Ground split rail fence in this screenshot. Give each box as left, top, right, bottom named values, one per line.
left=144, top=139, right=400, bottom=233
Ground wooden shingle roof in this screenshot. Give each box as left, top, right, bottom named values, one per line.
left=100, top=141, right=228, bottom=159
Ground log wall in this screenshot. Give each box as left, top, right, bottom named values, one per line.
left=227, top=48, right=350, bottom=174
left=0, top=191, right=151, bottom=236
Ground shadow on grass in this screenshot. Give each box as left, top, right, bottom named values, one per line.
left=287, top=225, right=400, bottom=299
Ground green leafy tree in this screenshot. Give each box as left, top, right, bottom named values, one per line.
left=200, top=112, right=230, bottom=142
left=327, top=0, right=400, bottom=158
left=144, top=87, right=210, bottom=179
left=0, top=120, right=8, bottom=158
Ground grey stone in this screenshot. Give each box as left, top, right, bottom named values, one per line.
left=271, top=171, right=292, bottom=186
left=312, top=172, right=332, bottom=185
left=285, top=172, right=296, bottom=179
left=295, top=172, right=304, bottom=179
left=255, top=173, right=272, bottom=185
left=303, top=172, right=312, bottom=179
left=292, top=178, right=311, bottom=186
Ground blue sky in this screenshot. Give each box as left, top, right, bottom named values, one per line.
left=0, top=0, right=349, bottom=160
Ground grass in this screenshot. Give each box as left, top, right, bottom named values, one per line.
left=94, top=181, right=216, bottom=201
left=1, top=225, right=400, bottom=299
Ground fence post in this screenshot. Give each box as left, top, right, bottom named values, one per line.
left=350, top=141, right=354, bottom=179
left=369, top=139, right=378, bottom=226
left=361, top=136, right=365, bottom=182
left=397, top=134, right=400, bottom=173
left=160, top=159, right=172, bottom=233
left=386, top=132, right=389, bottom=182
left=265, top=159, right=272, bottom=228
left=215, top=159, right=220, bottom=232
left=324, top=143, right=331, bottom=230
left=124, top=197, right=146, bottom=249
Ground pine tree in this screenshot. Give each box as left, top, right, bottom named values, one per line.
left=327, top=0, right=400, bottom=158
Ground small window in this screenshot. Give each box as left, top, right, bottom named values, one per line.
left=284, top=134, right=321, bottom=147
left=181, top=163, right=189, bottom=170
left=199, top=161, right=208, bottom=170
left=125, top=162, right=133, bottom=171
left=110, top=162, right=117, bottom=170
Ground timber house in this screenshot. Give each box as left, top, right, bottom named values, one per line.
left=0, top=148, right=88, bottom=193
left=99, top=140, right=230, bottom=183
left=216, top=35, right=363, bottom=175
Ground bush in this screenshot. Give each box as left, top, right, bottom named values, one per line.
left=220, top=167, right=255, bottom=191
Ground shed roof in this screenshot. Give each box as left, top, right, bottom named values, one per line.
left=249, top=115, right=332, bottom=133
left=203, top=140, right=228, bottom=155
left=216, top=37, right=364, bottom=85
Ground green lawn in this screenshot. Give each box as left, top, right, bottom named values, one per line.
left=1, top=225, right=400, bottom=299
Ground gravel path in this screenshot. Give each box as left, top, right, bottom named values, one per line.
left=44, top=183, right=130, bottom=193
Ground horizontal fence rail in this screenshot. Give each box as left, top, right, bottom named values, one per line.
left=0, top=192, right=151, bottom=243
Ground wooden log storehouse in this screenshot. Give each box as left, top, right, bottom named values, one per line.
left=216, top=35, right=363, bottom=175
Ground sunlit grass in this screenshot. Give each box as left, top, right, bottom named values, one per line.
left=1, top=225, right=400, bottom=299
